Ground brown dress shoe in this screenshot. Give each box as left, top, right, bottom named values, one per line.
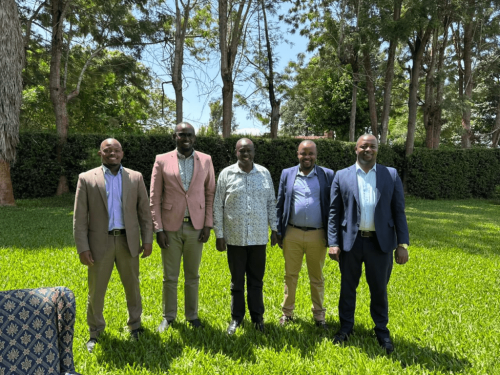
left=279, top=315, right=294, bottom=326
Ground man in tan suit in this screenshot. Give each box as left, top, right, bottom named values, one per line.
left=74, top=138, right=153, bottom=353
left=150, top=122, right=215, bottom=332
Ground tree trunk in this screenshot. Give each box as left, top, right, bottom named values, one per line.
left=380, top=0, right=401, bottom=144
left=270, top=100, right=280, bottom=138
left=492, top=99, right=500, bottom=148
left=406, top=24, right=433, bottom=156
left=461, top=20, right=473, bottom=149
left=0, top=160, right=16, bottom=206
left=221, top=78, right=234, bottom=138
left=349, top=66, right=359, bottom=142
left=49, top=0, right=71, bottom=195
left=424, top=31, right=437, bottom=149
left=363, top=51, right=378, bottom=138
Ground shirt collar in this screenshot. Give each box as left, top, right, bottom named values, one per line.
left=102, top=164, right=123, bottom=175
left=177, top=149, right=195, bottom=160
left=234, top=162, right=256, bottom=174
left=297, top=164, right=317, bottom=177
left=355, top=162, right=376, bottom=175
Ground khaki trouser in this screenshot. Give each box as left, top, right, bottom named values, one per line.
left=161, top=222, right=203, bottom=321
left=87, top=234, right=142, bottom=339
left=281, top=227, right=327, bottom=321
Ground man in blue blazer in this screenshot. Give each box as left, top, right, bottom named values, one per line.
left=277, top=140, right=335, bottom=329
left=328, top=134, right=409, bottom=354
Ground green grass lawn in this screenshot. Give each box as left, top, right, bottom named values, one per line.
left=1, top=195, right=499, bottom=374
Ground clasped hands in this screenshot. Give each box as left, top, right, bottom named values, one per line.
left=216, top=231, right=278, bottom=252
left=156, top=226, right=212, bottom=250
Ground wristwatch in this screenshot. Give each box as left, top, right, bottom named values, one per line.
left=398, top=243, right=408, bottom=250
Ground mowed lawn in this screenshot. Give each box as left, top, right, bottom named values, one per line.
left=0, top=195, right=499, bottom=374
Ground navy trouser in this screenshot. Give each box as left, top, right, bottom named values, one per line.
left=338, top=232, right=393, bottom=339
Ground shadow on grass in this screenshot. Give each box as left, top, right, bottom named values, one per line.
left=342, top=326, right=471, bottom=373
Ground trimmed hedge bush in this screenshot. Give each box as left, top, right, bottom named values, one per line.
left=10, top=133, right=500, bottom=199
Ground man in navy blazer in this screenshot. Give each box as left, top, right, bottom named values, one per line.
left=328, top=134, right=409, bottom=354
left=277, top=140, right=335, bottom=329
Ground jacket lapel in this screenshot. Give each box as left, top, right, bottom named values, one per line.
left=316, top=166, right=326, bottom=206
left=286, top=166, right=299, bottom=200
left=188, top=153, right=201, bottom=193
left=350, top=164, right=359, bottom=206
left=375, top=164, right=382, bottom=205
left=171, top=152, right=184, bottom=190
left=122, top=167, right=130, bottom=208
left=95, top=168, right=108, bottom=211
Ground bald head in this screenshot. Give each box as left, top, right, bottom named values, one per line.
left=236, top=138, right=254, bottom=150
left=175, top=122, right=195, bottom=134
left=236, top=138, right=255, bottom=172
left=174, top=122, right=196, bottom=156
left=297, top=140, right=317, bottom=174
left=355, top=134, right=378, bottom=172
left=98, top=138, right=123, bottom=171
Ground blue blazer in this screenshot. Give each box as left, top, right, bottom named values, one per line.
left=276, top=165, right=335, bottom=238
left=328, top=163, right=409, bottom=253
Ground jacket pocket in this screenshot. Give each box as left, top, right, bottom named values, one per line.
left=388, top=219, right=394, bottom=227
left=162, top=203, right=172, bottom=210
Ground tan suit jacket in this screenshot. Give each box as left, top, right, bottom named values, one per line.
left=150, top=150, right=215, bottom=232
left=73, top=166, right=153, bottom=262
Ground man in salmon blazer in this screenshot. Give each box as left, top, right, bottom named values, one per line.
left=74, top=138, right=153, bottom=353
left=150, top=122, right=216, bottom=332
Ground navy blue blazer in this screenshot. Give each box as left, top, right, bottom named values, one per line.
left=276, top=165, right=335, bottom=238
left=328, top=163, right=409, bottom=253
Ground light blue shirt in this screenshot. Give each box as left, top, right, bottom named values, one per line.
left=289, top=165, right=323, bottom=229
left=103, top=165, right=125, bottom=231
left=356, top=163, right=376, bottom=231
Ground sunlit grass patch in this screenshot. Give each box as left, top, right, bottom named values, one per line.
left=1, top=195, right=499, bottom=374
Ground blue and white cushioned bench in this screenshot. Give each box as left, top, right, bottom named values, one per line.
left=0, top=287, right=81, bottom=375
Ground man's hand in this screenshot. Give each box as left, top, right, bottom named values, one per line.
left=156, top=231, right=169, bottom=249
left=270, top=231, right=278, bottom=247
left=328, top=246, right=341, bottom=262
left=277, top=234, right=283, bottom=249
left=395, top=246, right=409, bottom=264
left=79, top=251, right=94, bottom=266
left=198, top=227, right=211, bottom=243
left=140, top=243, right=153, bottom=258
left=216, top=238, right=227, bottom=252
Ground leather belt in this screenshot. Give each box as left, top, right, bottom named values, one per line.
left=290, top=224, right=321, bottom=232
left=183, top=217, right=192, bottom=223
left=108, top=229, right=126, bottom=236
left=359, top=230, right=375, bottom=238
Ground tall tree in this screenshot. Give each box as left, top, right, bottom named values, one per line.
left=219, top=0, right=253, bottom=137
left=0, top=0, right=24, bottom=206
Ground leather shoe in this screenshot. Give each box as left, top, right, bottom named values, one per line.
left=86, top=338, right=98, bottom=353
left=333, top=330, right=352, bottom=344
left=314, top=320, right=329, bottom=330
left=254, top=320, right=265, bottom=333
left=188, top=319, right=204, bottom=328
left=279, top=315, right=294, bottom=327
left=157, top=318, right=174, bottom=333
left=377, top=336, right=394, bottom=354
left=227, top=319, right=243, bottom=335
left=130, top=327, right=144, bottom=340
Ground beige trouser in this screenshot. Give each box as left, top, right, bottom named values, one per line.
left=87, top=234, right=142, bottom=339
left=162, top=222, right=203, bottom=321
left=282, top=227, right=327, bottom=321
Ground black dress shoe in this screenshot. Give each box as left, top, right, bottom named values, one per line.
left=314, top=320, right=329, bottom=330
left=279, top=315, right=294, bottom=327
left=188, top=318, right=204, bottom=328
left=227, top=319, right=243, bottom=335
left=377, top=336, right=394, bottom=354
left=86, top=338, right=98, bottom=353
left=254, top=321, right=265, bottom=333
left=333, top=330, right=352, bottom=344
left=131, top=327, right=145, bottom=340
left=157, top=318, right=174, bottom=333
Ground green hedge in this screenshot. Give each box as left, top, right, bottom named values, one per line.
left=10, top=133, right=500, bottom=200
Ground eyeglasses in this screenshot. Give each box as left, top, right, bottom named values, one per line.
left=176, top=132, right=195, bottom=139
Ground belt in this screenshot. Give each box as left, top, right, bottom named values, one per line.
left=183, top=217, right=192, bottom=223
left=108, top=229, right=126, bottom=236
left=290, top=224, right=322, bottom=232
left=359, top=230, right=375, bottom=238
